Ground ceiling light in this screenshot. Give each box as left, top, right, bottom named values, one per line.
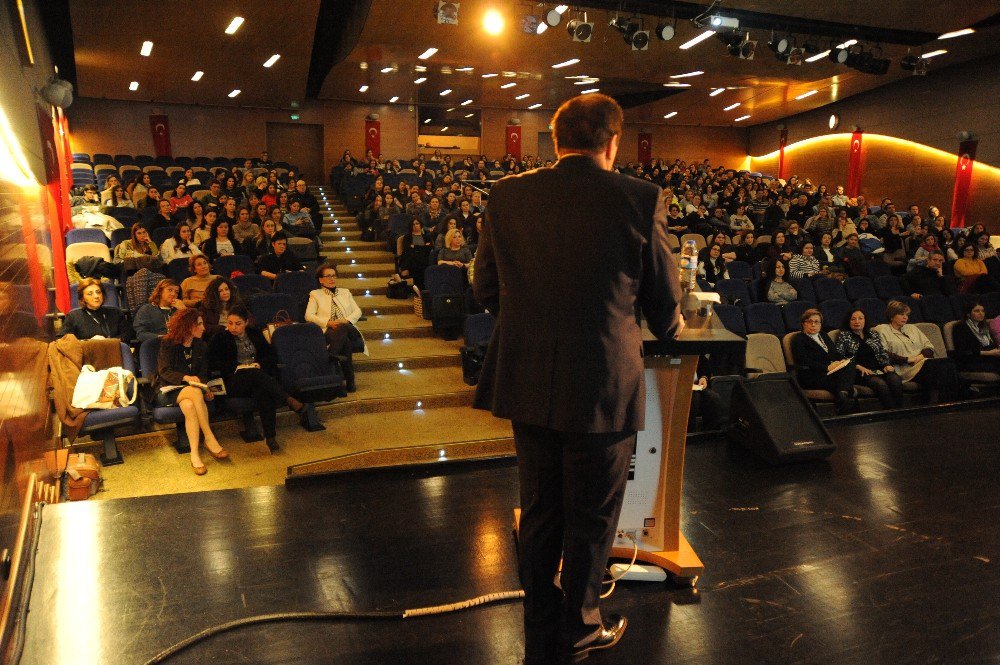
left=191, top=71, right=204, bottom=81
left=360, top=62, right=368, bottom=70
left=483, top=10, right=504, bottom=35
left=663, top=111, right=678, bottom=119
left=552, top=58, right=580, bottom=69
left=709, top=88, right=725, bottom=97
left=938, top=28, right=974, bottom=40
left=734, top=114, right=750, bottom=122
left=536, top=23, right=548, bottom=35
left=835, top=39, right=857, bottom=49
left=482, top=73, right=498, bottom=78
left=441, top=126, right=449, bottom=132
left=380, top=66, right=393, bottom=73
left=528, top=103, right=542, bottom=109
left=669, top=71, right=704, bottom=79
left=424, top=118, right=431, bottom=124
left=414, top=65, right=427, bottom=72
left=515, top=93, right=529, bottom=99
left=795, top=89, right=818, bottom=100
left=500, top=82, right=516, bottom=89
left=446, top=107, right=455, bottom=112
left=264, top=54, right=281, bottom=68
left=389, top=96, right=399, bottom=103
left=805, top=50, right=830, bottom=63
left=418, top=48, right=438, bottom=60
left=581, top=88, right=599, bottom=94
left=440, top=89, right=452, bottom=96
left=461, top=99, right=473, bottom=105
left=129, top=81, right=139, bottom=91
left=456, top=67, right=474, bottom=72
left=359, top=85, right=368, bottom=92
left=921, top=50, right=947, bottom=59
left=225, top=17, right=244, bottom=34
left=414, top=77, right=427, bottom=84
left=724, top=102, right=741, bottom=111
left=679, top=30, right=714, bottom=50
left=574, top=79, right=598, bottom=85
left=663, top=82, right=691, bottom=88
left=465, top=113, right=474, bottom=118
left=140, top=41, right=153, bottom=57
left=228, top=89, right=241, bottom=98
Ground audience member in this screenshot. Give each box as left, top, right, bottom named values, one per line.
left=901, top=251, right=954, bottom=298
left=160, top=223, right=201, bottom=264
left=257, top=232, right=305, bottom=280
left=834, top=310, right=903, bottom=409
left=59, top=278, right=131, bottom=341
left=198, top=276, right=244, bottom=338
left=193, top=208, right=216, bottom=246
left=282, top=199, right=316, bottom=238
left=791, top=308, right=856, bottom=414
left=113, top=224, right=158, bottom=262
left=181, top=255, right=215, bottom=307
left=437, top=229, right=473, bottom=269
left=305, top=262, right=365, bottom=393
left=134, top=279, right=185, bottom=342
left=954, top=245, right=1000, bottom=294
left=951, top=301, right=1000, bottom=374
left=697, top=243, right=729, bottom=286
left=789, top=241, right=825, bottom=279
left=399, top=218, right=432, bottom=288
left=758, top=258, right=798, bottom=305
left=875, top=300, right=963, bottom=403
left=200, top=219, right=239, bottom=263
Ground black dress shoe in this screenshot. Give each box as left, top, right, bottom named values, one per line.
left=265, top=437, right=279, bottom=453
left=562, top=615, right=627, bottom=662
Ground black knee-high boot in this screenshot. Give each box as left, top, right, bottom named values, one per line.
left=340, top=356, right=356, bottom=393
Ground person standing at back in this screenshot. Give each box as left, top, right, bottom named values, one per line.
left=473, top=94, right=682, bottom=664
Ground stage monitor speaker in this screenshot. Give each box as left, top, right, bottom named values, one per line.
left=727, top=375, right=835, bottom=464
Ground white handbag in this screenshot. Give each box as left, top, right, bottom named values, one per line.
left=71, top=365, right=138, bottom=409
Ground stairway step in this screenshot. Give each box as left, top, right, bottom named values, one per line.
left=364, top=336, right=461, bottom=360
left=336, top=277, right=391, bottom=295
left=356, top=312, right=430, bottom=332
left=324, top=250, right=393, bottom=262
left=357, top=295, right=416, bottom=316
left=321, top=230, right=362, bottom=240
left=356, top=353, right=460, bottom=372
left=323, top=239, right=386, bottom=251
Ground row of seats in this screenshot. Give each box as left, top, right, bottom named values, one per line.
left=713, top=273, right=927, bottom=306
left=72, top=153, right=295, bottom=170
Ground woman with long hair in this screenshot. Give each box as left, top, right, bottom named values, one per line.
left=198, top=275, right=245, bottom=338
left=200, top=219, right=240, bottom=262
left=155, top=308, right=227, bottom=475
left=113, top=224, right=158, bottom=261
left=134, top=279, right=185, bottom=342
left=160, top=222, right=202, bottom=264
left=758, top=257, right=798, bottom=304
left=835, top=309, right=903, bottom=409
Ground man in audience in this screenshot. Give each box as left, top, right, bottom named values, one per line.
left=787, top=194, right=812, bottom=225
left=256, top=232, right=303, bottom=280
left=840, top=233, right=871, bottom=277
left=901, top=250, right=955, bottom=298
left=146, top=199, right=175, bottom=233
left=878, top=202, right=898, bottom=230
left=256, top=151, right=272, bottom=167
left=201, top=180, right=223, bottom=207
left=71, top=184, right=101, bottom=208
left=290, top=179, right=322, bottom=233
left=830, top=185, right=849, bottom=208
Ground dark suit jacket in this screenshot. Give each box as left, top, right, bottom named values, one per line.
left=472, top=154, right=682, bottom=433
left=790, top=331, right=842, bottom=380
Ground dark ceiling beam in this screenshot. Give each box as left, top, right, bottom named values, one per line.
left=37, top=0, right=77, bottom=87
left=306, top=0, right=374, bottom=99
left=568, top=1, right=940, bottom=46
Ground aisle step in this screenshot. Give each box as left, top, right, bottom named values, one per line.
left=358, top=296, right=416, bottom=316
left=324, top=250, right=393, bottom=262
left=356, top=353, right=460, bottom=372
left=356, top=313, right=431, bottom=335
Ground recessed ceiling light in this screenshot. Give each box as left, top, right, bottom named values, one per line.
left=483, top=10, right=504, bottom=35
left=552, top=58, right=580, bottom=68
left=465, top=113, right=474, bottom=118
left=724, top=102, right=741, bottom=111
left=441, top=126, right=449, bottom=132
left=456, top=67, right=474, bottom=72
left=424, top=118, right=431, bottom=124
left=418, top=47, right=438, bottom=60
left=500, top=82, right=517, bottom=89
left=191, top=71, right=204, bottom=81
left=129, top=81, right=139, bottom=91
left=515, top=93, right=529, bottom=100
left=663, top=82, right=692, bottom=88
left=414, top=65, right=427, bottom=73
left=709, top=88, right=725, bottom=97
left=679, top=30, right=714, bottom=50
left=938, top=28, right=974, bottom=40
left=446, top=107, right=455, bottom=112
left=734, top=114, right=750, bottom=122
left=140, top=41, right=153, bottom=57
left=461, top=99, right=473, bottom=106
left=380, top=66, right=393, bottom=73
left=921, top=50, right=947, bottom=59
left=225, top=17, right=244, bottom=34
left=581, top=88, right=599, bottom=94
left=389, top=96, right=399, bottom=103
left=805, top=50, right=830, bottom=63
left=795, top=89, right=818, bottom=100
left=360, top=62, right=368, bottom=70
left=669, top=70, right=704, bottom=78
left=835, top=39, right=857, bottom=49
left=228, top=89, right=241, bottom=98
left=263, top=54, right=281, bottom=68
left=528, top=103, right=542, bottom=109
left=440, top=89, right=452, bottom=96
left=414, top=77, right=427, bottom=84
left=359, top=85, right=369, bottom=92
left=482, top=73, right=498, bottom=78
left=574, top=79, right=599, bottom=85
left=664, top=111, right=678, bottom=119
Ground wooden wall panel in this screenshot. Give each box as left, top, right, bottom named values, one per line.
left=618, top=124, right=747, bottom=169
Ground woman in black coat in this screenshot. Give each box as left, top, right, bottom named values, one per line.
left=952, top=301, right=1000, bottom=374
left=207, top=304, right=303, bottom=452
left=59, top=278, right=132, bottom=341
left=790, top=308, right=857, bottom=414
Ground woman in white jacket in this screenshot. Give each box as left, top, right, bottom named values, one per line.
left=305, top=262, right=368, bottom=392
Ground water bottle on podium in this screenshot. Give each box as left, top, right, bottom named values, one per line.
left=678, top=238, right=716, bottom=328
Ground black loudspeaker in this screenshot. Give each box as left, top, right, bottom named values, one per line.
left=727, top=375, right=836, bottom=464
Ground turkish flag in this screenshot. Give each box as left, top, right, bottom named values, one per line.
left=149, top=115, right=172, bottom=157
left=637, top=132, right=652, bottom=165
left=778, top=128, right=788, bottom=180
left=845, top=130, right=864, bottom=197
left=505, top=124, right=521, bottom=159
left=365, top=119, right=381, bottom=157
left=949, top=139, right=977, bottom=229
left=35, top=106, right=67, bottom=315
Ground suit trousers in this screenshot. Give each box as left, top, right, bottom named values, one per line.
left=512, top=421, right=635, bottom=658
left=225, top=368, right=288, bottom=437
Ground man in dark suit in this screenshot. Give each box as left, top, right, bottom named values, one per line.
left=473, top=94, right=682, bottom=664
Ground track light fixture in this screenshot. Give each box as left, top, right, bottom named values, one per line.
left=610, top=14, right=648, bottom=50
left=654, top=21, right=675, bottom=41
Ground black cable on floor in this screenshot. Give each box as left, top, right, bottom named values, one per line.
left=12, top=502, right=45, bottom=665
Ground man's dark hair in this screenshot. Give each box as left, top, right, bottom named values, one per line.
left=270, top=231, right=288, bottom=244
left=551, top=93, right=623, bottom=153
left=82, top=184, right=98, bottom=193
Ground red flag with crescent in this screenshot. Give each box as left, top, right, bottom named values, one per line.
left=845, top=130, right=864, bottom=197
left=505, top=124, right=521, bottom=159
left=949, top=139, right=977, bottom=229
left=149, top=115, right=172, bottom=158
left=365, top=119, right=381, bottom=157
left=637, top=132, right=652, bottom=165
left=778, top=128, right=788, bottom=180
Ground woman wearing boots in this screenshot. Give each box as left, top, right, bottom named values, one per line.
left=305, top=262, right=367, bottom=393
left=208, top=305, right=304, bottom=452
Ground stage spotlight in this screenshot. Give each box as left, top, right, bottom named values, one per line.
left=546, top=5, right=568, bottom=28
left=829, top=45, right=851, bottom=64
left=567, top=18, right=593, bottom=42
left=654, top=22, right=675, bottom=41
left=521, top=15, right=540, bottom=34
left=626, top=26, right=650, bottom=50
left=786, top=48, right=804, bottom=65
left=740, top=40, right=757, bottom=60
left=768, top=35, right=791, bottom=56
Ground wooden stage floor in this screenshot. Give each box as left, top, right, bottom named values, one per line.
left=20, top=404, right=1000, bottom=664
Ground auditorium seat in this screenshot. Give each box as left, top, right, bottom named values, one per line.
left=819, top=299, right=851, bottom=331
left=66, top=228, right=108, bottom=246
left=875, top=275, right=904, bottom=300
left=213, top=254, right=256, bottom=278
left=679, top=233, right=707, bottom=252
left=781, top=301, right=813, bottom=333
left=231, top=274, right=272, bottom=298
left=744, top=333, right=786, bottom=378
left=919, top=294, right=955, bottom=326
left=714, top=304, right=746, bottom=336
left=71, top=341, right=141, bottom=466
left=270, top=323, right=346, bottom=431
left=726, top=260, right=752, bottom=281
left=981, top=292, right=1000, bottom=319
left=150, top=227, right=174, bottom=248
left=914, top=322, right=948, bottom=359
left=844, top=276, right=878, bottom=301
left=249, top=292, right=301, bottom=328
left=744, top=302, right=785, bottom=336
left=138, top=337, right=217, bottom=453
left=715, top=279, right=753, bottom=306
left=66, top=241, right=112, bottom=265
left=813, top=277, right=847, bottom=302
left=421, top=265, right=465, bottom=321
left=788, top=277, right=816, bottom=303
left=942, top=321, right=1000, bottom=387
left=949, top=293, right=977, bottom=319
left=896, top=295, right=924, bottom=322
left=166, top=258, right=191, bottom=283
left=781, top=332, right=835, bottom=405
left=855, top=298, right=888, bottom=326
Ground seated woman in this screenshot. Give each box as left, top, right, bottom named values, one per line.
left=757, top=258, right=798, bottom=305
left=251, top=217, right=281, bottom=259
left=973, top=232, right=1000, bottom=276
left=231, top=206, right=260, bottom=248
left=103, top=183, right=134, bottom=211
left=113, top=224, right=158, bottom=262
left=732, top=231, right=756, bottom=263
left=705, top=231, right=737, bottom=260
left=951, top=300, right=1000, bottom=374
left=835, top=309, right=903, bottom=409
left=208, top=304, right=304, bottom=452
left=193, top=208, right=216, bottom=246
left=399, top=218, right=432, bottom=288
left=437, top=229, right=473, bottom=269
left=257, top=232, right=304, bottom=280
left=134, top=279, right=185, bottom=342
left=200, top=219, right=242, bottom=263
left=154, top=308, right=227, bottom=475
left=697, top=243, right=729, bottom=287
left=790, top=308, right=857, bottom=414
left=953, top=245, right=1000, bottom=294
left=434, top=218, right=459, bottom=250
left=160, top=222, right=202, bottom=264
left=198, top=276, right=245, bottom=339
left=168, top=183, right=193, bottom=213
left=59, top=278, right=131, bottom=340
left=874, top=300, right=964, bottom=403
left=788, top=241, right=825, bottom=279
left=305, top=262, right=366, bottom=393
left=181, top=255, right=216, bottom=307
